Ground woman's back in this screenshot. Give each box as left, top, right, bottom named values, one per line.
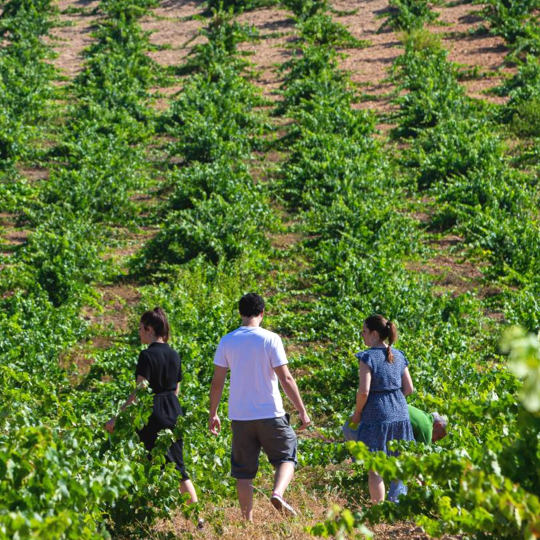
left=136, top=342, right=182, bottom=394
left=356, top=347, right=408, bottom=392
left=356, top=347, right=410, bottom=429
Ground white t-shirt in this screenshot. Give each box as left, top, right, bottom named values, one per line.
left=214, top=326, right=288, bottom=421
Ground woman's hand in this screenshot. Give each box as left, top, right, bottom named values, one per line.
left=350, top=412, right=362, bottom=429
left=105, top=417, right=116, bottom=433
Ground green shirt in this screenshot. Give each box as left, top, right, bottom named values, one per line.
left=408, top=405, right=434, bottom=444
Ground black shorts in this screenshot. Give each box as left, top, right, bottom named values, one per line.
left=231, top=414, right=298, bottom=480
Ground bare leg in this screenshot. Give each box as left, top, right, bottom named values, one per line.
left=237, top=479, right=254, bottom=521
left=272, top=462, right=295, bottom=497
left=369, top=470, right=385, bottom=503
left=180, top=479, right=198, bottom=504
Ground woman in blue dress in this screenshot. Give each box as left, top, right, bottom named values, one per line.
left=349, top=315, right=414, bottom=503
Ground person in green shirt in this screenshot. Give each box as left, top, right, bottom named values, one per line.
left=343, top=406, right=447, bottom=502
left=408, top=405, right=448, bottom=444
left=386, top=406, right=447, bottom=502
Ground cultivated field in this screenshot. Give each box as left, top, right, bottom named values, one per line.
left=1, top=0, right=540, bottom=538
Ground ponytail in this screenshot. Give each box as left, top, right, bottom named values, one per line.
left=386, top=320, right=397, bottom=363
left=364, top=315, right=398, bottom=363
left=140, top=307, right=170, bottom=342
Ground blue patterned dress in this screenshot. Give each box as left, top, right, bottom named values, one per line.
left=355, top=347, right=414, bottom=455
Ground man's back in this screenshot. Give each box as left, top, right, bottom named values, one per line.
left=408, top=405, right=433, bottom=444
left=214, top=326, right=288, bottom=420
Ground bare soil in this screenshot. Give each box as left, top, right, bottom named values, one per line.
left=50, top=0, right=101, bottom=81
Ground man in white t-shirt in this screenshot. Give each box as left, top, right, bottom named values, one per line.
left=209, top=293, right=311, bottom=521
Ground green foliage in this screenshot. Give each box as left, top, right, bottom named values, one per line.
left=3, top=0, right=540, bottom=538
left=135, top=10, right=274, bottom=275
left=497, top=56, right=540, bottom=136
left=390, top=28, right=540, bottom=285
left=379, top=0, right=439, bottom=32
left=278, top=45, right=349, bottom=113
left=278, top=5, right=540, bottom=539
left=298, top=13, right=369, bottom=48
left=281, top=0, right=328, bottom=22
left=407, top=117, right=506, bottom=188
left=478, top=0, right=540, bottom=59
left=0, top=0, right=57, bottom=167
left=391, top=34, right=468, bottom=136
left=166, top=67, right=267, bottom=162
left=179, top=10, right=258, bottom=75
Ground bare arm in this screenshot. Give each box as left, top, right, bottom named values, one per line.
left=175, top=382, right=180, bottom=397
left=105, top=375, right=147, bottom=432
left=274, top=364, right=311, bottom=430
left=351, top=362, right=371, bottom=425
left=402, top=367, right=414, bottom=396
left=209, top=366, right=228, bottom=435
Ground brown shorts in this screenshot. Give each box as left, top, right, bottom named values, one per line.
left=231, top=414, right=298, bottom=479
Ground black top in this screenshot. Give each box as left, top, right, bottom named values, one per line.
left=134, top=342, right=188, bottom=479
left=135, top=342, right=182, bottom=394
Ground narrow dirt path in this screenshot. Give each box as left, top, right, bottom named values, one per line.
left=140, top=0, right=205, bottom=108
left=237, top=6, right=297, bottom=98
left=432, top=1, right=512, bottom=103
left=51, top=0, right=101, bottom=82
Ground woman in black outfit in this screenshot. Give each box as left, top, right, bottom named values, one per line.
left=105, top=307, right=199, bottom=507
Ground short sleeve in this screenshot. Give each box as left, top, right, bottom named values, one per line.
left=135, top=350, right=151, bottom=381
left=401, top=351, right=409, bottom=369
left=268, top=335, right=288, bottom=368
left=213, top=339, right=229, bottom=368
left=355, top=351, right=372, bottom=370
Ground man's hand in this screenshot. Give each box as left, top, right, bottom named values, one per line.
left=105, top=417, right=116, bottom=433
left=209, top=414, right=221, bottom=436
left=298, top=410, right=311, bottom=431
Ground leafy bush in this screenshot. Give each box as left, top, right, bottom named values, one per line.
left=479, top=0, right=540, bottom=58
left=166, top=67, right=267, bottom=162
left=0, top=0, right=57, bottom=167
left=135, top=163, right=273, bottom=269
left=408, top=117, right=506, bottom=188
left=391, top=34, right=468, bottom=136
left=497, top=56, right=540, bottom=135
left=179, top=11, right=258, bottom=75
left=281, top=0, right=328, bottom=21
left=379, top=0, right=439, bottom=32
left=299, top=13, right=369, bottom=48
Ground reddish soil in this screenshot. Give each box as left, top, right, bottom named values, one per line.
left=81, top=284, right=141, bottom=333
left=142, top=0, right=205, bottom=66
left=237, top=7, right=297, bottom=97
left=50, top=0, right=101, bottom=81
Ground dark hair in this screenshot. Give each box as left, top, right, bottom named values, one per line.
left=239, top=293, right=265, bottom=318
left=364, top=315, right=398, bottom=363
left=140, top=307, right=170, bottom=342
